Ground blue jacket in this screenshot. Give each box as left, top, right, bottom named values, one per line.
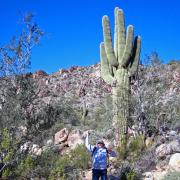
left=85, top=134, right=116, bottom=170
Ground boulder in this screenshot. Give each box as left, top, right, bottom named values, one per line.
left=52, top=142, right=68, bottom=153
left=46, top=139, right=53, bottom=146
left=35, top=148, right=43, bottom=156
left=16, top=126, right=28, bottom=139
left=81, top=170, right=92, bottom=180
left=168, top=130, right=177, bottom=136
left=67, top=129, right=84, bottom=150
left=142, top=172, right=154, bottom=180
left=33, top=70, right=48, bottom=78
left=54, top=128, right=69, bottom=145
left=145, top=137, right=154, bottom=148
left=155, top=141, right=180, bottom=158
left=20, top=141, right=32, bottom=153
left=29, top=144, right=42, bottom=156
left=18, top=126, right=28, bottom=136
left=169, top=153, right=180, bottom=171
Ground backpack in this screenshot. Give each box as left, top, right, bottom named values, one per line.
left=92, top=146, right=110, bottom=167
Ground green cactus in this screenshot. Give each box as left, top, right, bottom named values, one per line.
left=100, top=7, right=141, bottom=146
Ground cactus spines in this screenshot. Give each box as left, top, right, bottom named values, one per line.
left=100, top=7, right=141, bottom=146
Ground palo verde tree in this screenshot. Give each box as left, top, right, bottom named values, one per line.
left=100, top=7, right=141, bottom=146
left=0, top=12, right=43, bottom=128
left=0, top=13, right=43, bottom=178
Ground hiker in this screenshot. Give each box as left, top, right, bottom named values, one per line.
left=85, top=131, right=116, bottom=180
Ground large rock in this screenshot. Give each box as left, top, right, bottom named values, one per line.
left=142, top=172, right=154, bottom=180
left=20, top=141, right=32, bottom=153
left=155, top=141, right=180, bottom=158
left=67, top=129, right=84, bottom=150
left=46, top=139, right=53, bottom=146
left=16, top=126, right=28, bottom=139
left=145, top=137, right=154, bottom=148
left=54, top=128, right=69, bottom=145
left=52, top=142, right=68, bottom=153
left=169, top=153, right=180, bottom=171
left=30, top=144, right=42, bottom=156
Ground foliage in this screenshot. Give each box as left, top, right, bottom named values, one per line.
left=127, top=135, right=145, bottom=158
left=50, top=145, right=90, bottom=179
left=130, top=52, right=180, bottom=136
left=70, top=144, right=90, bottom=170
left=10, top=144, right=90, bottom=179
left=0, top=128, right=22, bottom=178
left=0, top=12, right=43, bottom=76
left=162, top=171, right=180, bottom=180
left=143, top=51, right=163, bottom=66
left=49, top=153, right=71, bottom=179
left=15, top=155, right=36, bottom=178
left=116, top=142, right=127, bottom=160
left=0, top=12, right=43, bottom=129
left=0, top=12, right=43, bottom=178
left=0, top=129, right=13, bottom=178
left=116, top=135, right=145, bottom=161
left=126, top=170, right=137, bottom=180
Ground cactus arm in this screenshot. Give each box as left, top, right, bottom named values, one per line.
left=100, top=42, right=116, bottom=85
left=121, top=25, right=134, bottom=67
left=109, top=64, right=114, bottom=76
left=117, top=9, right=126, bottom=62
left=102, top=16, right=119, bottom=67
left=114, top=7, right=119, bottom=58
left=128, top=36, right=141, bottom=76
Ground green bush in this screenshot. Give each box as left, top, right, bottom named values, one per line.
left=163, top=171, right=180, bottom=180
left=70, top=144, right=90, bottom=170
left=15, top=155, right=36, bottom=178
left=49, top=154, right=71, bottom=179
left=49, top=144, right=90, bottom=179
left=117, top=143, right=127, bottom=160
left=116, top=135, right=145, bottom=161
left=126, top=170, right=137, bottom=180
left=128, top=135, right=145, bottom=154
left=0, top=128, right=15, bottom=178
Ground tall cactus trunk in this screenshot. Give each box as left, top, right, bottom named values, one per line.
left=113, top=69, right=129, bottom=146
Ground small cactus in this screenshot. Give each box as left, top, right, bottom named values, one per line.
left=100, top=7, right=141, bottom=146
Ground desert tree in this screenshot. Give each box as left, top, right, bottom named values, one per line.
left=0, top=12, right=43, bottom=178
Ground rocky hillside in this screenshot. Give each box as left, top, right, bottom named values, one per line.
left=31, top=62, right=180, bottom=131
left=0, top=61, right=180, bottom=179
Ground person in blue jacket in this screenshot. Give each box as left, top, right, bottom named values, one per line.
left=85, top=131, right=116, bottom=180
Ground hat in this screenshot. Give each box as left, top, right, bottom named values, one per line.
left=97, top=140, right=105, bottom=145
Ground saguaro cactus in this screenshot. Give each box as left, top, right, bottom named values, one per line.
left=100, top=7, right=141, bottom=146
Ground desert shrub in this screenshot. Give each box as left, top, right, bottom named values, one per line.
left=128, top=135, right=145, bottom=156
left=49, top=145, right=89, bottom=179
left=0, top=12, right=43, bottom=129
left=116, top=135, right=145, bottom=162
left=51, top=145, right=89, bottom=179
left=116, top=162, right=140, bottom=180
left=15, top=155, right=36, bottom=178
left=0, top=128, right=15, bottom=178
left=162, top=171, right=180, bottom=180
left=117, top=143, right=127, bottom=160
left=130, top=53, right=180, bottom=135
left=168, top=60, right=180, bottom=65
left=133, top=146, right=157, bottom=174
left=49, top=154, right=71, bottom=179
left=70, top=144, right=90, bottom=170
left=126, top=170, right=137, bottom=180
